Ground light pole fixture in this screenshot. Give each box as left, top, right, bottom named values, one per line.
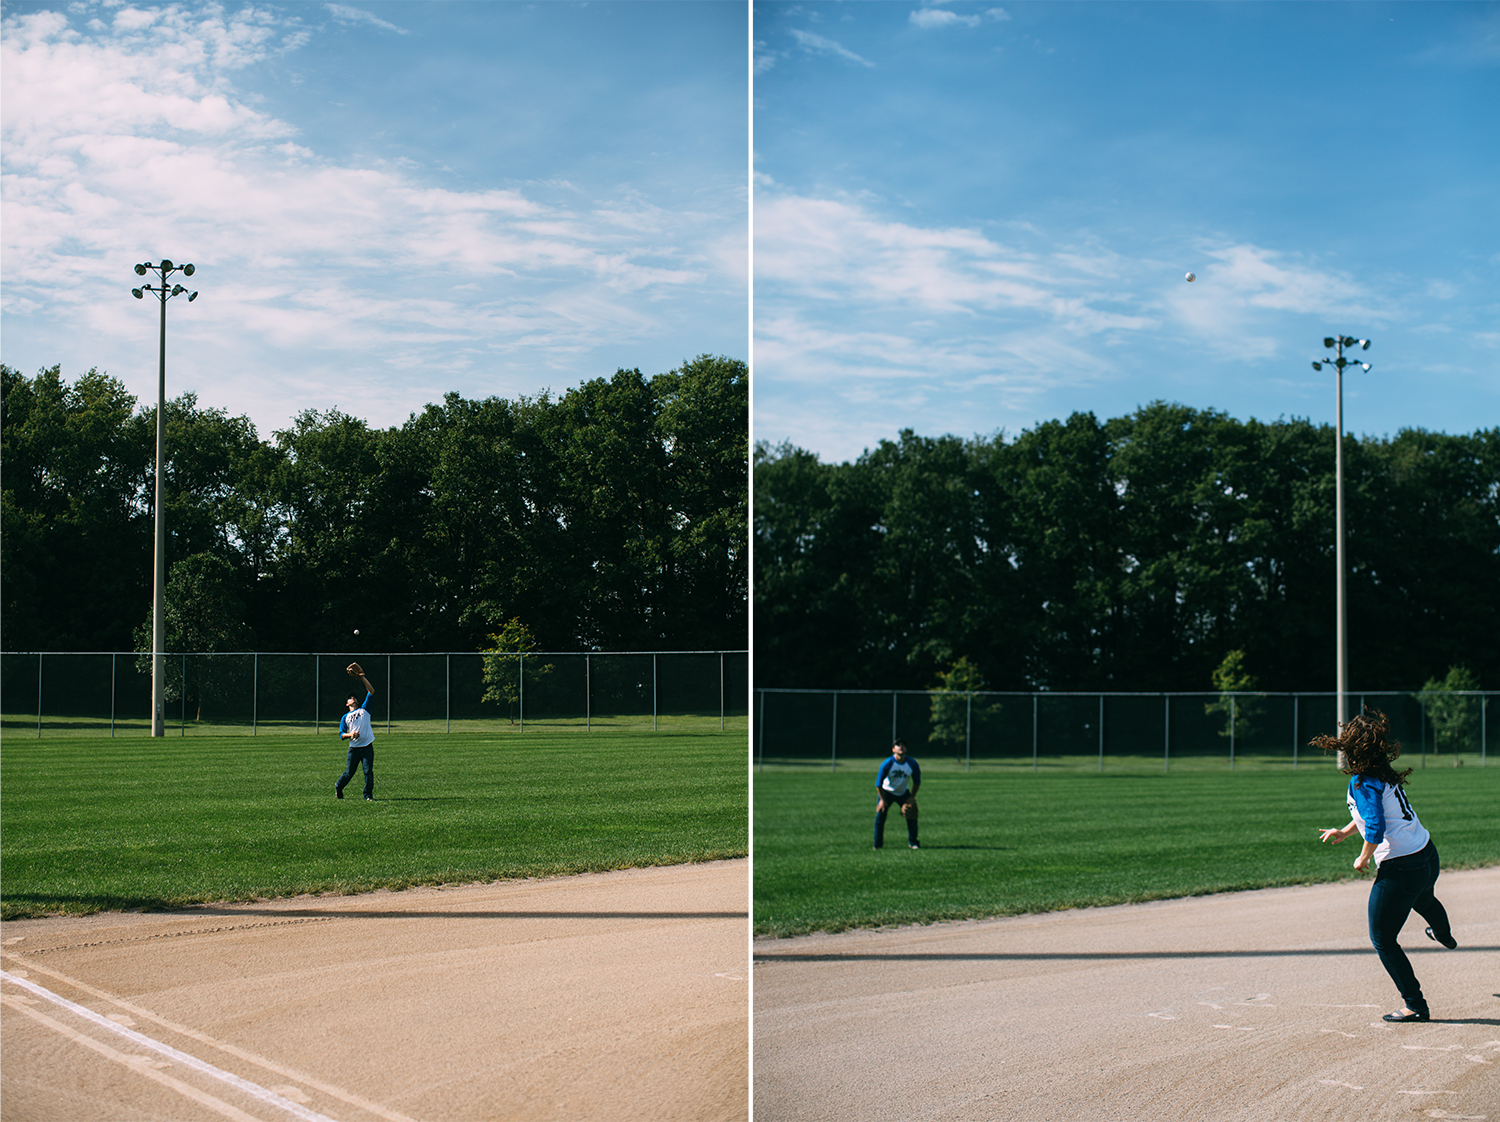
left=133, top=259, right=199, bottom=737
left=1312, top=335, right=1371, bottom=733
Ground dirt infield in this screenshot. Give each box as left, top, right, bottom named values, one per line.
left=1, top=859, right=748, bottom=1122
left=754, top=866, right=1500, bottom=1122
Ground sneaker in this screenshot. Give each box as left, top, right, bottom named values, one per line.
left=1425, top=926, right=1458, bottom=950
left=335, top=787, right=343, bottom=799
left=909, top=843, right=920, bottom=849
left=364, top=795, right=373, bottom=801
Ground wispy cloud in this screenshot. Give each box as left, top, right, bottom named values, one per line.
left=1, top=4, right=741, bottom=432
left=909, top=6, right=1011, bottom=30
left=325, top=4, right=409, bottom=36
left=789, top=29, right=874, bottom=68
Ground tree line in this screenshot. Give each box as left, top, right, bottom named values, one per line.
left=754, top=403, right=1499, bottom=693
left=2, top=356, right=747, bottom=656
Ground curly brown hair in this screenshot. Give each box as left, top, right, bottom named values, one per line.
left=1309, top=709, right=1412, bottom=786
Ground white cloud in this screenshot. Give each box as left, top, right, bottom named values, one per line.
left=789, top=29, right=874, bottom=68
left=910, top=10, right=980, bottom=30
left=324, top=3, right=409, bottom=36
left=1, top=4, right=742, bottom=433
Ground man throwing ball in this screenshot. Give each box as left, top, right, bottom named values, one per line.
left=336, top=663, right=377, bottom=801
left=874, top=739, right=921, bottom=850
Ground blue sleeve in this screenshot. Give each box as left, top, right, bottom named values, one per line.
left=363, top=691, right=373, bottom=708
left=876, top=758, right=892, bottom=789
left=910, top=760, right=921, bottom=789
left=1350, top=778, right=1386, bottom=843
left=339, top=713, right=349, bottom=734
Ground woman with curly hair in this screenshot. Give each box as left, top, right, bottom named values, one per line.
left=1314, top=710, right=1458, bottom=1023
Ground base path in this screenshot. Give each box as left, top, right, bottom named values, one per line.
left=754, top=866, right=1500, bottom=1122
left=1, top=859, right=748, bottom=1122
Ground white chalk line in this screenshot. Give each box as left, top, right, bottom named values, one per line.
left=3, top=954, right=420, bottom=1122
left=3, top=970, right=338, bottom=1122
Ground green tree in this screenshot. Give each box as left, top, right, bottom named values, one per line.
left=480, top=618, right=555, bottom=724
left=1204, top=649, right=1262, bottom=743
left=133, top=553, right=255, bottom=721
left=928, top=657, right=1000, bottom=762
left=1415, top=666, right=1482, bottom=757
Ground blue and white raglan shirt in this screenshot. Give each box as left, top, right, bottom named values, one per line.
left=1347, top=775, right=1429, bottom=865
left=877, top=755, right=920, bottom=797
left=342, top=692, right=374, bottom=748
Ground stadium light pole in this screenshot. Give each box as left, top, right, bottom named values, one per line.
left=1312, top=335, right=1371, bottom=733
left=132, top=260, right=199, bottom=737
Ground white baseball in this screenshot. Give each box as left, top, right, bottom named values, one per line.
left=1185, top=272, right=1196, bottom=282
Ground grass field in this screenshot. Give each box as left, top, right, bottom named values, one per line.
left=753, top=758, right=1500, bottom=937
left=0, top=729, right=748, bottom=919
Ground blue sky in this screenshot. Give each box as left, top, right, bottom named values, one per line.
left=2, top=1, right=747, bottom=437
left=753, top=1, right=1500, bottom=464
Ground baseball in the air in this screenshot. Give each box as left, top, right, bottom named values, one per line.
left=1185, top=272, right=1196, bottom=282
left=354, top=630, right=360, bottom=636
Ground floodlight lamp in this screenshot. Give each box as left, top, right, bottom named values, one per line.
left=1360, top=362, right=1370, bottom=371
left=183, top=264, right=195, bottom=277
left=171, top=284, right=185, bottom=295
left=1323, top=337, right=1336, bottom=349
left=160, top=259, right=174, bottom=271
left=135, top=263, right=147, bottom=276
left=132, top=288, right=144, bottom=299
left=1360, top=339, right=1371, bottom=350
left=187, top=291, right=198, bottom=302
left=1312, top=361, right=1322, bottom=371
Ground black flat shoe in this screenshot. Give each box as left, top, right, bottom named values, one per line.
left=1382, top=1009, right=1430, bottom=1023
left=1425, top=926, right=1458, bottom=950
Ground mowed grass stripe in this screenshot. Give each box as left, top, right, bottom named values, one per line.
left=1, top=731, right=748, bottom=918
left=753, top=761, right=1499, bottom=937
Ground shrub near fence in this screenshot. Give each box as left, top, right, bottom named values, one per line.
left=0, top=651, right=748, bottom=737
left=755, top=688, right=1494, bottom=772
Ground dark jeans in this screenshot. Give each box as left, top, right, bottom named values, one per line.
left=338, top=742, right=375, bottom=799
left=1368, top=841, right=1450, bottom=1014
left=874, top=791, right=917, bottom=848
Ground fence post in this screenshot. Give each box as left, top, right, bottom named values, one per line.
left=720, top=652, right=725, bottom=732
left=1230, top=695, right=1236, bottom=771
left=1164, top=693, right=1170, bottom=773
left=519, top=653, right=524, bottom=733
left=1292, top=693, right=1299, bottom=770
left=758, top=690, right=764, bottom=772
left=586, top=654, right=591, bottom=732
left=446, top=655, right=451, bottom=734
left=831, top=691, right=838, bottom=772
left=181, top=653, right=186, bottom=735
left=653, top=654, right=658, bottom=732
left=37, top=652, right=43, bottom=738
left=387, top=654, right=392, bottom=736
left=1420, top=696, right=1426, bottom=769
left=1031, top=693, right=1038, bottom=772
left=316, top=656, right=320, bottom=736
left=1483, top=693, right=1488, bottom=768
left=253, top=652, right=258, bottom=736
left=891, top=692, right=897, bottom=745
left=111, top=652, right=117, bottom=738
left=965, top=692, right=972, bottom=771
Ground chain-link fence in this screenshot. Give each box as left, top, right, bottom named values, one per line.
left=755, top=688, right=1494, bottom=771
left=0, top=651, right=748, bottom=737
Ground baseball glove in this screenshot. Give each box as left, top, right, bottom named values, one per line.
left=900, top=800, right=916, bottom=818
left=346, top=662, right=364, bottom=678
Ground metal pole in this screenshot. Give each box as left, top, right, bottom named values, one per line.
left=111, top=652, right=116, bottom=738
left=36, top=652, right=42, bottom=738
left=965, top=692, right=972, bottom=771
left=653, top=654, right=657, bottom=732
left=1098, top=694, right=1104, bottom=772
left=180, top=652, right=186, bottom=735
left=720, top=652, right=725, bottom=732
left=1230, top=695, right=1236, bottom=771
left=1293, top=693, right=1299, bottom=770
left=152, top=288, right=167, bottom=737
left=518, top=653, right=524, bottom=733
left=1335, top=349, right=1348, bottom=731
left=1031, top=693, right=1038, bottom=772
left=1164, top=693, right=1170, bottom=772
left=831, top=691, right=838, bottom=772
left=891, top=691, right=897, bottom=744
left=446, top=654, right=450, bottom=734
left=315, top=656, right=320, bottom=736
left=586, top=654, right=591, bottom=731
left=252, top=652, right=258, bottom=735
left=757, top=689, right=765, bottom=772
left=387, top=654, right=392, bottom=736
